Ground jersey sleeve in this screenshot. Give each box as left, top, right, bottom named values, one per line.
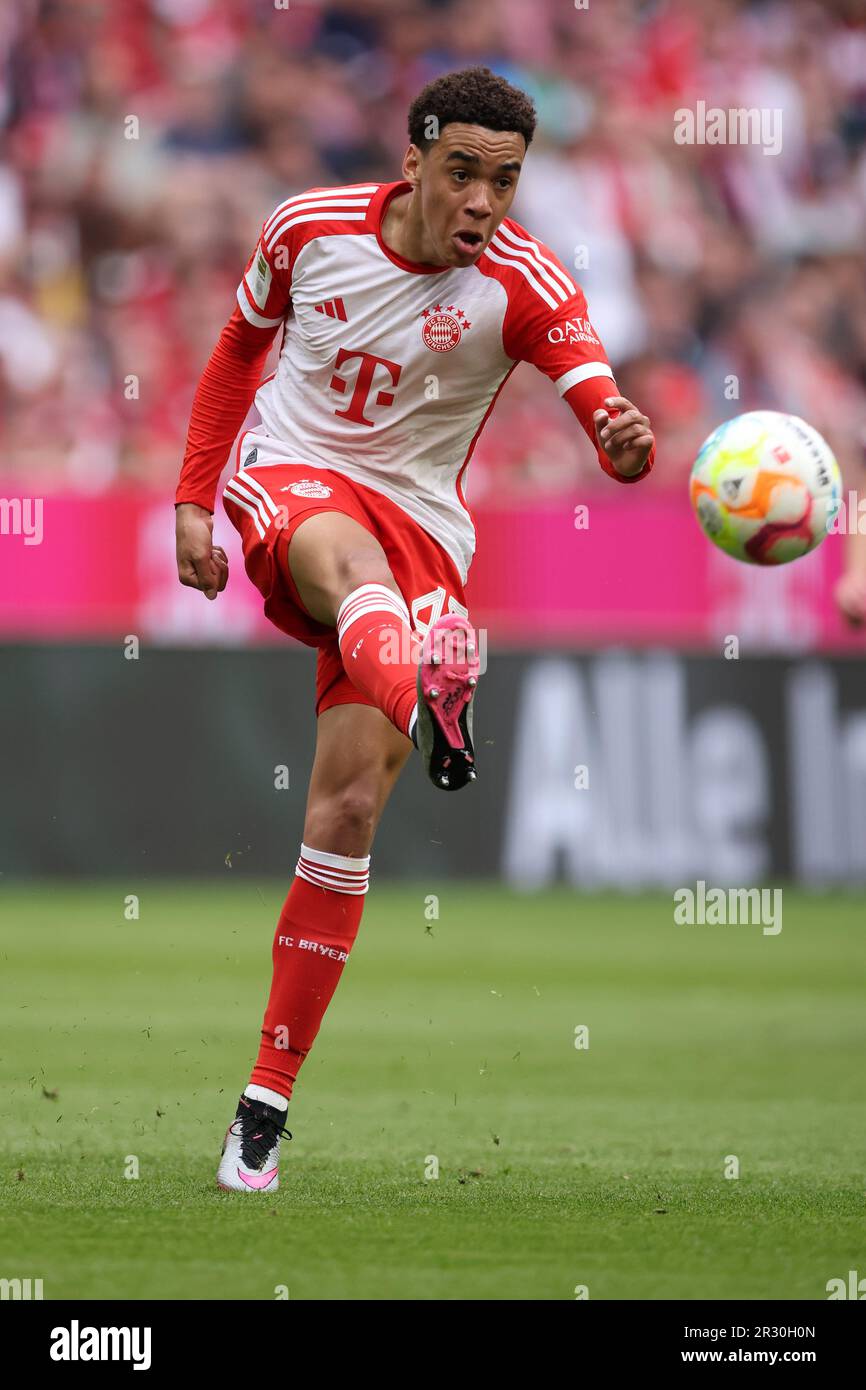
left=235, top=208, right=294, bottom=328
left=175, top=305, right=276, bottom=511
left=176, top=203, right=296, bottom=511
left=499, top=223, right=653, bottom=484
left=176, top=193, right=318, bottom=510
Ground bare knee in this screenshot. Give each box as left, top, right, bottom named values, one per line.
left=304, top=780, right=383, bottom=857
left=334, top=546, right=398, bottom=602
left=303, top=704, right=413, bottom=857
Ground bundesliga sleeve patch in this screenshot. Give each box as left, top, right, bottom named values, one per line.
left=245, top=243, right=273, bottom=310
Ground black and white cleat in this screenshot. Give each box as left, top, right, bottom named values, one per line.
left=216, top=1094, right=291, bottom=1193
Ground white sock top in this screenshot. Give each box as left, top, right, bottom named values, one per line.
left=295, top=843, right=371, bottom=895
left=244, top=1083, right=288, bottom=1112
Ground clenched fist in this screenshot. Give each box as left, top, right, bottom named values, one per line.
left=176, top=503, right=229, bottom=601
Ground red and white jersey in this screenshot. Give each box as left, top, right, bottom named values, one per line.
left=235, top=180, right=617, bottom=581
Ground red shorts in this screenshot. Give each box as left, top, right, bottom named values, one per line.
left=222, top=432, right=469, bottom=716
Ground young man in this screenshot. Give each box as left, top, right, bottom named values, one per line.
left=175, top=67, right=655, bottom=1192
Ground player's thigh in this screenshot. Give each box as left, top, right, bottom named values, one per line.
left=303, top=701, right=412, bottom=856
left=288, top=511, right=401, bottom=626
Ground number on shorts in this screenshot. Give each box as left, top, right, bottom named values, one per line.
left=411, top=586, right=468, bottom=636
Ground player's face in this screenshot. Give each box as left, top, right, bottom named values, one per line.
left=408, top=123, right=526, bottom=268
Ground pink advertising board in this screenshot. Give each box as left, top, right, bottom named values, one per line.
left=0, top=486, right=862, bottom=652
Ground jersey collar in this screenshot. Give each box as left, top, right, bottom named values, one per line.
left=373, top=181, right=451, bottom=276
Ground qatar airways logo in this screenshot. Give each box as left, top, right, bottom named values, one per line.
left=547, top=317, right=599, bottom=348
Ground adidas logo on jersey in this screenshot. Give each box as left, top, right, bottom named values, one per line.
left=314, top=297, right=348, bottom=321
left=421, top=303, right=472, bottom=353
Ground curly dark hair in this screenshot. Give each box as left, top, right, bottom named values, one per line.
left=408, top=67, right=537, bottom=150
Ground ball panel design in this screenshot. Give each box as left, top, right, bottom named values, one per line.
left=688, top=411, right=841, bottom=566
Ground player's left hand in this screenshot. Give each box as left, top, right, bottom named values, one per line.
left=593, top=396, right=654, bottom=478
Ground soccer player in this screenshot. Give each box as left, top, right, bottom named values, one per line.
left=175, top=67, right=655, bottom=1192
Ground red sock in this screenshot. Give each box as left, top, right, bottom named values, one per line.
left=249, top=844, right=370, bottom=1098
left=336, top=583, right=418, bottom=737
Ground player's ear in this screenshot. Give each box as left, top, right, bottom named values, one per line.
left=403, top=143, right=422, bottom=188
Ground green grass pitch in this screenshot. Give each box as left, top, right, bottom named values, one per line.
left=1, top=882, right=864, bottom=1301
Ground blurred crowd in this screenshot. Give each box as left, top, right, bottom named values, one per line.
left=1, top=0, right=865, bottom=502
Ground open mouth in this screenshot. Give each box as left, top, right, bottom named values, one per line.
left=453, top=229, right=484, bottom=255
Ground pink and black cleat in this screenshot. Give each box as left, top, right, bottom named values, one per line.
left=415, top=613, right=480, bottom=792
left=216, top=1095, right=291, bottom=1193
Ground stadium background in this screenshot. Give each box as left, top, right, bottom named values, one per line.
left=1, top=0, right=865, bottom=885
left=2, top=0, right=866, bottom=1309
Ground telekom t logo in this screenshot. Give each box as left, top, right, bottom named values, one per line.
left=329, top=348, right=402, bottom=427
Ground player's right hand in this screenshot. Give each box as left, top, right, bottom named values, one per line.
left=176, top=502, right=229, bottom=600
left=834, top=569, right=866, bottom=627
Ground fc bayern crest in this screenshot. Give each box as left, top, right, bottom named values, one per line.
left=282, top=479, right=333, bottom=498
left=421, top=303, right=472, bottom=353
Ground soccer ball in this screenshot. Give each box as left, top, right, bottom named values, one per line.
left=689, top=410, right=842, bottom=565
